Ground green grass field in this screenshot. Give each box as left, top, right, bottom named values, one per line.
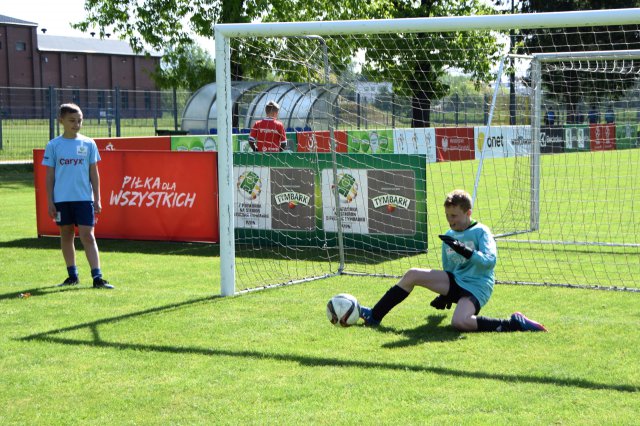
left=1, top=164, right=639, bottom=424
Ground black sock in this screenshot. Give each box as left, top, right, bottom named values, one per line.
left=371, top=285, right=409, bottom=322
left=476, top=316, right=517, bottom=332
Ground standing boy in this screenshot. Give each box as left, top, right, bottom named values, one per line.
left=360, top=189, right=545, bottom=332
left=249, top=100, right=287, bottom=152
left=42, top=103, right=114, bottom=289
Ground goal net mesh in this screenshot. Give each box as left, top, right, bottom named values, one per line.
left=218, top=16, right=640, bottom=292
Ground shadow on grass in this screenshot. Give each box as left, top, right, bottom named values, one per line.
left=16, top=296, right=638, bottom=394
left=0, top=237, right=426, bottom=265
left=0, top=284, right=93, bottom=301
left=0, top=237, right=219, bottom=257
left=373, top=314, right=463, bottom=348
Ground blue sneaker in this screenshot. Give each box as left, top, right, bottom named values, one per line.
left=511, top=312, right=547, bottom=332
left=359, top=306, right=380, bottom=327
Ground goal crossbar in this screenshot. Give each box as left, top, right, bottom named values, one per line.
left=534, top=50, right=640, bottom=62
left=214, top=9, right=640, bottom=38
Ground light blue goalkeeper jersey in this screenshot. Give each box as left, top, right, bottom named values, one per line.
left=42, top=134, right=100, bottom=202
left=441, top=222, right=497, bottom=307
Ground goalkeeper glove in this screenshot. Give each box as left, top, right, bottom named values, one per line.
left=430, top=294, right=453, bottom=310
left=439, top=235, right=474, bottom=259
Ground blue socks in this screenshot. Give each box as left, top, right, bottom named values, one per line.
left=67, top=266, right=104, bottom=281
left=67, top=265, right=78, bottom=280
left=91, top=268, right=102, bottom=279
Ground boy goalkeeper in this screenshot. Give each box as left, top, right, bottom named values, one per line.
left=360, top=189, right=546, bottom=332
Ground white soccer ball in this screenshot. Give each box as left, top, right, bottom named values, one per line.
left=326, top=293, right=360, bottom=327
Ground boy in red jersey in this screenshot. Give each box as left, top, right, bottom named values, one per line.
left=249, top=100, right=287, bottom=152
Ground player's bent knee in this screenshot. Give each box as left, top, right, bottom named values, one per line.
left=451, top=317, right=476, bottom=332
left=404, top=267, right=431, bottom=281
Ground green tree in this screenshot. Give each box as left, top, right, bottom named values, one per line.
left=513, top=0, right=640, bottom=123
left=75, top=0, right=376, bottom=82
left=361, top=0, right=502, bottom=127
left=76, top=0, right=502, bottom=127
left=152, top=42, right=215, bottom=91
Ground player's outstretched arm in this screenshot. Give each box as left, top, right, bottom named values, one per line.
left=439, top=235, right=473, bottom=259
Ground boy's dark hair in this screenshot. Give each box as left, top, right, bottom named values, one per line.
left=444, top=189, right=472, bottom=212
left=265, top=100, right=280, bottom=116
left=58, top=103, right=82, bottom=118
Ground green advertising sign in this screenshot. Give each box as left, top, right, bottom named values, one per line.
left=563, top=125, right=590, bottom=152
left=233, top=153, right=427, bottom=251
left=234, top=134, right=251, bottom=153
left=615, top=123, right=638, bottom=150
left=347, top=130, right=394, bottom=154
left=170, top=135, right=218, bottom=152
left=233, top=132, right=298, bottom=152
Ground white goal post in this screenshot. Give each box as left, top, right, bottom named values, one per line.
left=215, top=9, right=640, bottom=296
left=528, top=49, right=640, bottom=239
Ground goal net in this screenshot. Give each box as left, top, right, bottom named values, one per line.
left=214, top=9, right=640, bottom=295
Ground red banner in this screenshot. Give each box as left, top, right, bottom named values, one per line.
left=94, top=136, right=171, bottom=151
left=435, top=127, right=475, bottom=161
left=296, top=130, right=348, bottom=152
left=590, top=124, right=616, bottom=151
left=34, top=150, right=219, bottom=243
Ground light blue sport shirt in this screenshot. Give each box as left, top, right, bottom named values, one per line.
left=42, top=134, right=101, bottom=203
left=441, top=222, right=497, bottom=307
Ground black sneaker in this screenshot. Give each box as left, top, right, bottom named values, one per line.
left=58, top=277, right=79, bottom=287
left=93, top=277, right=114, bottom=289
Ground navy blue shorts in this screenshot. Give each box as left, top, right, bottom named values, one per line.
left=55, top=201, right=95, bottom=227
left=446, top=271, right=481, bottom=315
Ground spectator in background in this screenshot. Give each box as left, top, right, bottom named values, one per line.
left=605, top=106, right=615, bottom=124
left=588, top=105, right=600, bottom=124
left=249, top=100, right=287, bottom=152
left=545, top=109, right=555, bottom=127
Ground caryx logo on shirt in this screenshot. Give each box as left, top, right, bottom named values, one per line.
left=58, top=158, right=85, bottom=166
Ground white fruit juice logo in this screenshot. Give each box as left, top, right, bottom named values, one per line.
left=204, top=137, right=217, bottom=151
left=369, top=132, right=380, bottom=153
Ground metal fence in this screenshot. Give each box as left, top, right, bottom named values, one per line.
left=0, top=86, right=192, bottom=162
left=350, top=92, right=530, bottom=130
left=0, top=85, right=529, bottom=162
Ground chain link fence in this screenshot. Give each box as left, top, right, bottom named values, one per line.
left=0, top=87, right=191, bottom=162
left=0, top=85, right=529, bottom=162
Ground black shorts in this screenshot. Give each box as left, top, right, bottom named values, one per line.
left=55, top=201, right=95, bottom=227
left=446, top=271, right=481, bottom=315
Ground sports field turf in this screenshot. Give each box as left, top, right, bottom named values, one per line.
left=0, top=165, right=638, bottom=425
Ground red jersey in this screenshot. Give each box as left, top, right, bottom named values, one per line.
left=249, top=118, right=287, bottom=152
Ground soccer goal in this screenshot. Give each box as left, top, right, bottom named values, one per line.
left=214, top=8, right=640, bottom=295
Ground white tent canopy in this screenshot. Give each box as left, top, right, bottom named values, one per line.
left=181, top=81, right=345, bottom=134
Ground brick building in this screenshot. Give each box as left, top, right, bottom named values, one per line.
left=0, top=14, right=162, bottom=118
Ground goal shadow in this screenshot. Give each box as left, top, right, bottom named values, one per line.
left=15, top=295, right=638, bottom=394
